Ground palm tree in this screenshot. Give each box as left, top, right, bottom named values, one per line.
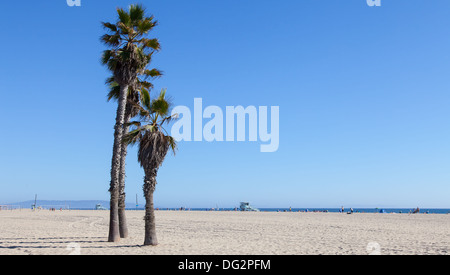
left=101, top=4, right=160, bottom=242
left=124, top=88, right=177, bottom=246
left=106, top=72, right=162, bottom=238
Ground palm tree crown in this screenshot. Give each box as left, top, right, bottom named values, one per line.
left=101, top=4, right=160, bottom=86
left=124, top=88, right=177, bottom=167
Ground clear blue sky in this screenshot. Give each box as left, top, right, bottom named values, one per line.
left=1, top=0, right=450, bottom=208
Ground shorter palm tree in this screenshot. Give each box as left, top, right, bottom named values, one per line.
left=124, top=88, right=177, bottom=246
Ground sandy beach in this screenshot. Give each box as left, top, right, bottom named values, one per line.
left=0, top=210, right=448, bottom=255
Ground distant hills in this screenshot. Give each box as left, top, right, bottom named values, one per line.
left=4, top=200, right=137, bottom=210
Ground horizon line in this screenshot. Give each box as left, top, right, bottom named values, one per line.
left=1, top=199, right=449, bottom=210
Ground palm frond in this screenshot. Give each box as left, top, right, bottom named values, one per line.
left=140, top=38, right=161, bottom=51
left=125, top=97, right=150, bottom=119
left=123, top=128, right=143, bottom=146
left=129, top=4, right=145, bottom=23
left=105, top=76, right=115, bottom=85
left=143, top=68, right=163, bottom=79
left=101, top=34, right=121, bottom=47
left=137, top=19, right=157, bottom=34
left=137, top=130, right=169, bottom=169
left=117, top=8, right=131, bottom=26
left=107, top=83, right=120, bottom=102
left=165, top=135, right=177, bottom=155
left=143, top=124, right=156, bottom=133
left=159, top=88, right=167, bottom=99
left=117, top=49, right=131, bottom=61
left=138, top=80, right=154, bottom=90
left=159, top=113, right=178, bottom=126
left=106, top=59, right=118, bottom=73
left=140, top=88, right=151, bottom=111
left=117, top=21, right=131, bottom=36
left=125, top=121, right=142, bottom=128
left=150, top=98, right=169, bottom=117
left=102, top=22, right=118, bottom=33
left=101, top=50, right=113, bottom=65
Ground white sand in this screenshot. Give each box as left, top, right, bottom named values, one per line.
left=0, top=210, right=448, bottom=255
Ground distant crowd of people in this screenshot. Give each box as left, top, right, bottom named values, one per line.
left=152, top=206, right=439, bottom=214
left=31, top=206, right=64, bottom=211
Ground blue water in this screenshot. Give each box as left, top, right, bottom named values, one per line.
left=38, top=207, right=449, bottom=214
left=138, top=207, right=450, bottom=214
left=260, top=208, right=450, bottom=214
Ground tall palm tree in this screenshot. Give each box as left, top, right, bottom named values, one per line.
left=106, top=72, right=162, bottom=238
left=124, top=88, right=177, bottom=246
left=101, top=4, right=160, bottom=242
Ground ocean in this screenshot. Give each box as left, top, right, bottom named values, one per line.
left=148, top=207, right=450, bottom=214
left=4, top=202, right=449, bottom=214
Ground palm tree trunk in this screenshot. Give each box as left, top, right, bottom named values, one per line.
left=108, top=84, right=129, bottom=243
left=118, top=113, right=131, bottom=238
left=143, top=170, right=158, bottom=246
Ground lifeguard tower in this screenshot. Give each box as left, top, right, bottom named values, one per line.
left=239, top=202, right=260, bottom=212
left=95, top=204, right=107, bottom=210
